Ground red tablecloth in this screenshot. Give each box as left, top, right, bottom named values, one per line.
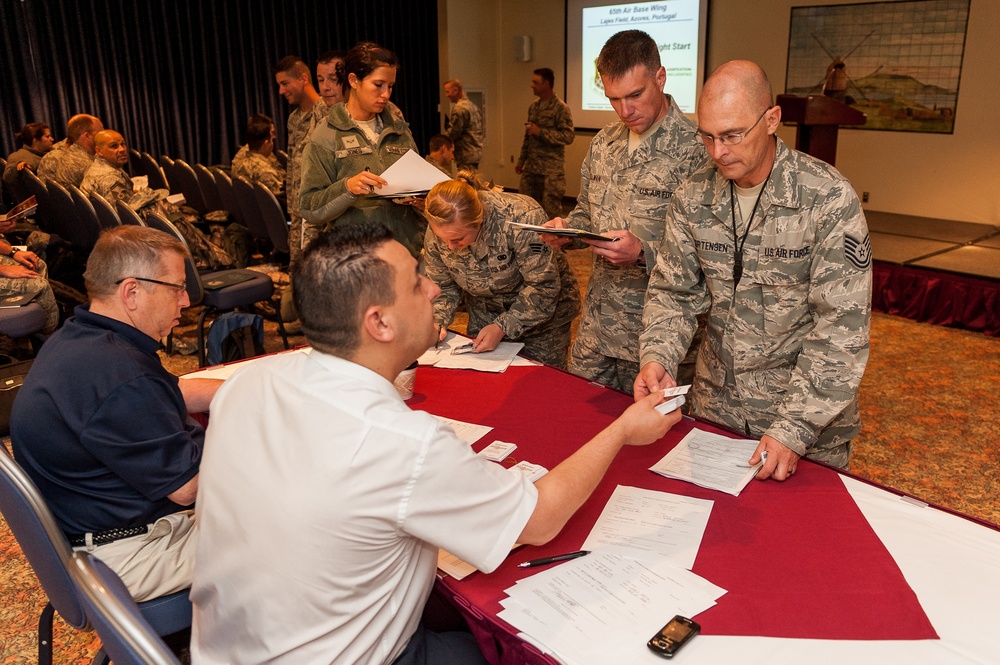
left=415, top=364, right=936, bottom=652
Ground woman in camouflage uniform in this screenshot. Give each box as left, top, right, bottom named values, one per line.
left=423, top=173, right=580, bottom=369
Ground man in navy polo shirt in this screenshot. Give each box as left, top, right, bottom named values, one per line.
left=11, top=226, right=222, bottom=601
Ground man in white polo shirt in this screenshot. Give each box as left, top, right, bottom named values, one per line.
left=191, top=223, right=678, bottom=665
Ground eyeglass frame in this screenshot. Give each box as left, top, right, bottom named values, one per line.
left=695, top=106, right=774, bottom=147
left=115, top=276, right=188, bottom=293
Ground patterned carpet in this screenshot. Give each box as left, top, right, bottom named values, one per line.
left=1, top=247, right=997, bottom=663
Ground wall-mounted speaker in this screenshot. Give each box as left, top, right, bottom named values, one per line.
left=513, top=35, right=532, bottom=62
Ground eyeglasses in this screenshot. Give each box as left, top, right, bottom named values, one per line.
left=116, top=276, right=187, bottom=293
left=695, top=107, right=772, bottom=147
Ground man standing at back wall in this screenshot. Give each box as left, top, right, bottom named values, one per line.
left=542, top=30, right=708, bottom=394
left=444, top=78, right=484, bottom=172
left=275, top=55, right=326, bottom=266
left=516, top=67, right=575, bottom=220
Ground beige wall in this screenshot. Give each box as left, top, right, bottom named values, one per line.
left=442, top=0, right=998, bottom=224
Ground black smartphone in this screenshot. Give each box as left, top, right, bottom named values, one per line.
left=647, top=615, right=700, bottom=658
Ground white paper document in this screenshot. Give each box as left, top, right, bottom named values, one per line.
left=650, top=428, right=761, bottom=496
left=372, top=149, right=450, bottom=197
left=433, top=341, right=525, bottom=373
left=432, top=415, right=492, bottom=445
left=417, top=331, right=467, bottom=365
left=581, top=485, right=713, bottom=569
left=499, top=550, right=725, bottom=665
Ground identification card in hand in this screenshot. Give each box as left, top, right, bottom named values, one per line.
left=479, top=440, right=517, bottom=462
left=451, top=343, right=476, bottom=355
left=655, top=395, right=686, bottom=415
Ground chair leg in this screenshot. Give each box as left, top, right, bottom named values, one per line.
left=197, top=307, right=211, bottom=367
left=38, top=601, right=54, bottom=665
left=276, top=307, right=289, bottom=350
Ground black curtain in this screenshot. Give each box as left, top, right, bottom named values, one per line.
left=1, top=0, right=440, bottom=167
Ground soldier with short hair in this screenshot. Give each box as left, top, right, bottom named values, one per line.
left=635, top=60, right=872, bottom=478
left=516, top=67, right=575, bottom=219
left=444, top=78, right=484, bottom=172
left=425, top=134, right=457, bottom=178
left=275, top=55, right=326, bottom=265
left=37, top=113, right=104, bottom=189
left=231, top=114, right=286, bottom=202
left=542, top=30, right=708, bottom=393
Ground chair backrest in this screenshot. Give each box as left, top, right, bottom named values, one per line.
left=89, top=192, right=121, bottom=229
left=71, top=552, right=182, bottom=665
left=45, top=180, right=90, bottom=247
left=144, top=212, right=205, bottom=306
left=22, top=169, right=52, bottom=229
left=127, top=149, right=142, bottom=178
left=68, top=184, right=103, bottom=251
left=141, top=152, right=169, bottom=191
left=171, top=160, right=208, bottom=214
left=252, top=182, right=290, bottom=254
left=193, top=163, right=224, bottom=213
left=274, top=149, right=288, bottom=170
left=212, top=168, right=244, bottom=226
left=232, top=175, right=270, bottom=242
left=159, top=155, right=181, bottom=195
left=115, top=199, right=146, bottom=226
left=0, top=450, right=89, bottom=630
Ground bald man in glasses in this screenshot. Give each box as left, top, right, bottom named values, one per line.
left=11, top=226, right=222, bottom=601
left=636, top=60, right=872, bottom=479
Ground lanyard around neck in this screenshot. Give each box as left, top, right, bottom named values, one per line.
left=729, top=164, right=773, bottom=286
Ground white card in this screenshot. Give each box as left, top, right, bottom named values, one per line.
left=479, top=440, right=517, bottom=462
left=510, top=461, right=548, bottom=482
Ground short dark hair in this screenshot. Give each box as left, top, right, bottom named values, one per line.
left=245, top=113, right=273, bottom=151
left=595, top=30, right=660, bottom=80
left=428, top=134, right=453, bottom=153
left=534, top=68, right=555, bottom=87
left=274, top=55, right=311, bottom=83
left=317, top=50, right=346, bottom=65
left=339, top=41, right=399, bottom=97
left=293, top=223, right=397, bottom=357
left=17, top=122, right=49, bottom=147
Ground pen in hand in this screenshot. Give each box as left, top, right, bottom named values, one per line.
left=364, top=166, right=375, bottom=193
left=517, top=550, right=590, bottom=568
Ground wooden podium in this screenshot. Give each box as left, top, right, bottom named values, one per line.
left=776, top=94, right=866, bottom=166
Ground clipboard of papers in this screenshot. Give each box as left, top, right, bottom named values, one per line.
left=507, top=221, right=617, bottom=242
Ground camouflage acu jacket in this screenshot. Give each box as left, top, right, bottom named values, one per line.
left=640, top=137, right=872, bottom=464
left=37, top=142, right=95, bottom=189
left=565, top=95, right=707, bottom=361
left=518, top=96, right=575, bottom=175
left=80, top=156, right=133, bottom=205
left=286, top=101, right=327, bottom=221
left=424, top=190, right=580, bottom=338
left=299, top=103, right=424, bottom=257
left=447, top=98, right=484, bottom=166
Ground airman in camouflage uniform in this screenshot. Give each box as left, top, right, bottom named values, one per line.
left=444, top=79, right=484, bottom=171
left=232, top=146, right=286, bottom=199
left=285, top=101, right=327, bottom=263
left=299, top=103, right=425, bottom=259
left=559, top=95, right=707, bottom=392
left=637, top=60, right=872, bottom=475
left=516, top=68, right=575, bottom=219
left=80, top=155, right=133, bottom=204
left=37, top=114, right=103, bottom=189
left=424, top=189, right=580, bottom=368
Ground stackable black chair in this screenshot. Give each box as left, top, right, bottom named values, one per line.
left=274, top=149, right=288, bottom=169
left=89, top=193, right=121, bottom=229
left=170, top=160, right=209, bottom=215
left=212, top=169, right=244, bottom=227
left=127, top=149, right=142, bottom=178
left=68, top=185, right=102, bottom=251
left=44, top=181, right=89, bottom=249
left=193, top=163, right=225, bottom=214
left=252, top=182, right=290, bottom=257
left=22, top=170, right=52, bottom=230
left=158, top=155, right=181, bottom=195
left=140, top=153, right=169, bottom=191
left=232, top=176, right=270, bottom=246
left=114, top=200, right=146, bottom=226
left=72, top=553, right=182, bottom=665
left=144, top=212, right=286, bottom=365
left=0, top=451, right=192, bottom=665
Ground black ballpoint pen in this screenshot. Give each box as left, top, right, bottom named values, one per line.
left=517, top=550, right=590, bottom=568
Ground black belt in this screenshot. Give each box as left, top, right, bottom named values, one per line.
left=67, top=525, right=149, bottom=547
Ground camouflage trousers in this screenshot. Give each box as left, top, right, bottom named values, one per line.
left=467, top=314, right=573, bottom=370
left=289, top=217, right=320, bottom=267
left=519, top=172, right=566, bottom=220
left=0, top=256, right=59, bottom=334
